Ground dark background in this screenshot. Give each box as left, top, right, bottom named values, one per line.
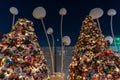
left=0, top=0, right=120, bottom=46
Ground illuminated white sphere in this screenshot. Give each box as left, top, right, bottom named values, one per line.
left=59, top=8, right=67, bottom=16
left=62, top=36, right=71, bottom=46
left=9, top=7, right=18, bottom=15
left=89, top=8, right=103, bottom=19
left=57, top=39, right=59, bottom=42
left=33, top=7, right=46, bottom=19
left=105, top=36, right=113, bottom=44
left=47, top=27, right=53, bottom=35
left=107, top=9, right=117, bottom=16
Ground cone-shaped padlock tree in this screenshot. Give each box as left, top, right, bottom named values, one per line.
left=68, top=16, right=120, bottom=80
left=0, top=19, right=49, bottom=80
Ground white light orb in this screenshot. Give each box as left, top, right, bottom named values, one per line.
left=59, top=8, right=67, bottom=16
left=107, top=9, right=117, bottom=16
left=33, top=7, right=46, bottom=19
left=9, top=7, right=18, bottom=15
left=57, top=39, right=59, bottom=42
left=105, top=36, right=113, bottom=44
left=47, top=27, right=53, bottom=35
left=89, top=8, right=104, bottom=19
left=62, top=36, right=71, bottom=46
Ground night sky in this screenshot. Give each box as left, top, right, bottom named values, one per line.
left=0, top=0, right=120, bottom=46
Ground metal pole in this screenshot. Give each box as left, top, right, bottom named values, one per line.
left=51, top=34, right=55, bottom=72
left=60, top=15, right=64, bottom=72
left=97, top=18, right=102, bottom=32
left=12, top=15, right=15, bottom=26
left=41, top=19, right=54, bottom=74
left=110, top=16, right=118, bottom=52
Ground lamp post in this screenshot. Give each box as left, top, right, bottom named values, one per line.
left=32, top=7, right=54, bottom=74
left=9, top=7, right=18, bottom=26
left=61, top=36, right=71, bottom=72
left=89, top=8, right=104, bottom=32
left=47, top=27, right=55, bottom=72
left=107, top=9, right=118, bottom=52
left=59, top=8, right=67, bottom=73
